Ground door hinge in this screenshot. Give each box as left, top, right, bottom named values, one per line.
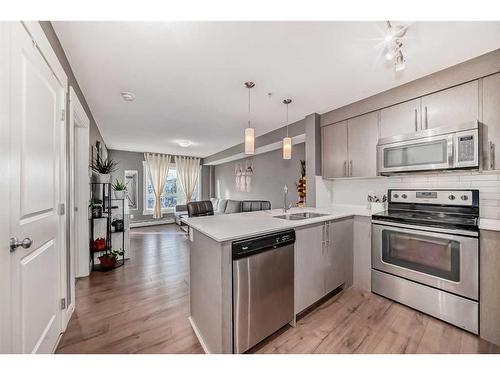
left=60, top=298, right=66, bottom=310
left=58, top=203, right=65, bottom=215
left=61, top=109, right=66, bottom=122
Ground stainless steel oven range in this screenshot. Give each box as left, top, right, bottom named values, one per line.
left=371, top=189, right=479, bottom=334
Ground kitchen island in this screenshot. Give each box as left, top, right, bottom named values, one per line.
left=182, top=206, right=372, bottom=354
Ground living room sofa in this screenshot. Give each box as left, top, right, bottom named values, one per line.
left=174, top=198, right=271, bottom=225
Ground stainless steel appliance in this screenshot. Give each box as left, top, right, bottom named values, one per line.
left=371, top=189, right=479, bottom=334
left=232, top=230, right=295, bottom=353
left=377, top=121, right=480, bottom=174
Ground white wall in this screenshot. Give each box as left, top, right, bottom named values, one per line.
left=214, top=143, right=305, bottom=209
left=319, top=171, right=500, bottom=220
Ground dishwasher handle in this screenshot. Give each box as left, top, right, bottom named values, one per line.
left=232, top=230, right=295, bottom=260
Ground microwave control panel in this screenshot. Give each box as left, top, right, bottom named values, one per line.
left=457, top=135, right=475, bottom=162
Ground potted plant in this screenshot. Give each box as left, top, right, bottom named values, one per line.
left=112, top=217, right=124, bottom=232
left=91, top=155, right=118, bottom=184
left=89, top=198, right=103, bottom=218
left=112, top=179, right=127, bottom=199
left=98, top=249, right=124, bottom=269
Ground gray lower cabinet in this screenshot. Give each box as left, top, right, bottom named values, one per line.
left=482, top=72, right=500, bottom=170
left=479, top=229, right=500, bottom=346
left=321, top=120, right=348, bottom=178
left=421, top=80, right=479, bottom=130
left=380, top=98, right=421, bottom=138
left=295, top=219, right=353, bottom=314
left=325, top=218, right=353, bottom=292
left=294, top=224, right=325, bottom=314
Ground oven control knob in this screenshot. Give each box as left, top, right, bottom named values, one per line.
left=401, top=194, right=407, bottom=199
left=461, top=195, right=469, bottom=201
left=393, top=194, right=399, bottom=199
left=448, top=194, right=456, bottom=200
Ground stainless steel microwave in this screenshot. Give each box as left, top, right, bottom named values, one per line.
left=377, top=121, right=480, bottom=175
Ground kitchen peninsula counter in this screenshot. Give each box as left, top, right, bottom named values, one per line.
left=183, top=205, right=371, bottom=354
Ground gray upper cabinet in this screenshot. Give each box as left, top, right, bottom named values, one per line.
left=421, top=80, right=479, bottom=130
left=321, top=120, right=348, bottom=178
left=347, top=112, right=379, bottom=178
left=482, top=73, right=500, bottom=170
left=380, top=98, right=421, bottom=138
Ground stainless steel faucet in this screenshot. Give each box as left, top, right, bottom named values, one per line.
left=283, top=184, right=289, bottom=213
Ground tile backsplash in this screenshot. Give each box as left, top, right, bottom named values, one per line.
left=317, top=171, right=500, bottom=220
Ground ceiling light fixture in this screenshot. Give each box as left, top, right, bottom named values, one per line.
left=282, top=99, right=292, bottom=160
left=384, top=21, right=407, bottom=72
left=244, top=81, right=255, bottom=155
left=121, top=91, right=135, bottom=101
left=177, top=140, right=192, bottom=148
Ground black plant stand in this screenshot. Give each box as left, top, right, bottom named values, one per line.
left=89, top=182, right=125, bottom=272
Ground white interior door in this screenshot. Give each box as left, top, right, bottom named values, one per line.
left=9, top=22, right=67, bottom=354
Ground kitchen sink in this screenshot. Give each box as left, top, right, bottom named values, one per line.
left=274, top=212, right=328, bottom=220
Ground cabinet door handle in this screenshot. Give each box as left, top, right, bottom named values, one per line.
left=424, top=106, right=428, bottom=129
left=349, top=160, right=353, bottom=177
left=327, top=222, right=330, bottom=247
left=414, top=109, right=418, bottom=132
left=490, top=141, right=495, bottom=170
left=321, top=224, right=325, bottom=248
left=343, top=160, right=347, bottom=177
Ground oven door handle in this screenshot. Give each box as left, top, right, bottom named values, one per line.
left=371, top=220, right=478, bottom=238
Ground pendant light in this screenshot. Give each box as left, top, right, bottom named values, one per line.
left=282, top=99, right=292, bottom=160
left=244, top=81, right=255, bottom=155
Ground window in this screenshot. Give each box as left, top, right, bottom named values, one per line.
left=143, top=162, right=201, bottom=215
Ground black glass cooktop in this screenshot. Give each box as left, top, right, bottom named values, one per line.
left=372, top=209, right=478, bottom=231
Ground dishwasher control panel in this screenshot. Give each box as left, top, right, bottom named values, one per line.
left=232, top=230, right=295, bottom=260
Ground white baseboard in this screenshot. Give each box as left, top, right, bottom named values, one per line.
left=130, top=218, right=174, bottom=228
left=188, top=316, right=211, bottom=354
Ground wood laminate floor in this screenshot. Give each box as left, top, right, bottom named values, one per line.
left=57, top=224, right=499, bottom=354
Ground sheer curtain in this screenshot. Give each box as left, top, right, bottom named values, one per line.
left=144, top=153, right=171, bottom=219
left=175, top=156, right=201, bottom=204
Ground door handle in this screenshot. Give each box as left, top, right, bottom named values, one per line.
left=490, top=141, right=495, bottom=170
left=414, top=109, right=418, bottom=132
left=10, top=237, right=33, bottom=252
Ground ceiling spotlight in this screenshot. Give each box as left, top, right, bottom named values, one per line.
left=121, top=91, right=135, bottom=101
left=177, top=140, right=192, bottom=148
left=395, top=50, right=406, bottom=72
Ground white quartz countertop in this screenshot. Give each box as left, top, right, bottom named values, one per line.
left=479, top=218, right=500, bottom=232
left=182, top=205, right=372, bottom=242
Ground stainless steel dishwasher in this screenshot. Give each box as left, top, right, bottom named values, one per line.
left=232, top=230, right=295, bottom=354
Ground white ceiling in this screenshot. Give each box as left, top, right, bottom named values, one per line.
left=53, top=21, right=500, bottom=157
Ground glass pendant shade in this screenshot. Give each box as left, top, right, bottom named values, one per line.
left=283, top=136, right=292, bottom=159
left=245, top=127, right=255, bottom=155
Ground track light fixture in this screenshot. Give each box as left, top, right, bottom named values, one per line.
left=384, top=21, right=407, bottom=72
